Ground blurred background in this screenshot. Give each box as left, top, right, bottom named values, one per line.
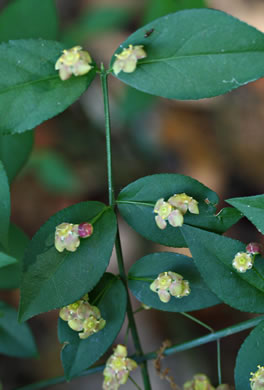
left=1, top=0, right=264, bottom=388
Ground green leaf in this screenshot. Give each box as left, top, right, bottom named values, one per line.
left=0, top=301, right=37, bottom=357
left=118, top=86, right=156, bottom=123
left=128, top=252, right=220, bottom=312
left=0, top=39, right=96, bottom=135
left=117, top=174, right=238, bottom=247
left=0, top=131, right=33, bottom=182
left=181, top=224, right=264, bottom=312
left=235, top=320, right=264, bottom=390
left=227, top=194, right=264, bottom=234
left=111, top=9, right=264, bottom=100
left=0, top=161, right=10, bottom=249
left=143, top=0, right=206, bottom=24
left=19, top=202, right=117, bottom=322
left=0, top=224, right=29, bottom=289
left=58, top=273, right=127, bottom=378
left=0, top=252, right=17, bottom=268
left=29, top=151, right=81, bottom=194
left=0, top=0, right=58, bottom=41
left=62, top=6, right=131, bottom=46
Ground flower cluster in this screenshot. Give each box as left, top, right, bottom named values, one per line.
left=103, top=345, right=137, bottom=390
left=55, top=222, right=93, bottom=253
left=59, top=294, right=105, bottom=339
left=150, top=271, right=190, bottom=303
left=232, top=242, right=263, bottom=273
left=55, top=46, right=93, bottom=80
left=250, top=365, right=264, bottom=390
left=154, top=193, right=199, bottom=230
left=113, top=44, right=146, bottom=75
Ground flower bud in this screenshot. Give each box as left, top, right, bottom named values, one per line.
left=232, top=252, right=254, bottom=273
left=246, top=242, right=263, bottom=256
left=78, top=222, right=93, bottom=238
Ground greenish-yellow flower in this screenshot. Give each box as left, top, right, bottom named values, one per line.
left=59, top=295, right=106, bottom=339
left=232, top=252, right=254, bottom=273
left=103, top=345, right=137, bottom=390
left=250, top=365, right=264, bottom=390
left=113, top=44, right=146, bottom=75
left=55, top=46, right=93, bottom=80
left=150, top=271, right=190, bottom=303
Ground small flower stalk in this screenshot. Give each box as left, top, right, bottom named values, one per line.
left=150, top=271, right=190, bottom=303
left=55, top=46, right=93, bottom=80
left=103, top=344, right=137, bottom=390
left=183, top=373, right=215, bottom=390
left=59, top=294, right=105, bottom=339
left=154, top=193, right=199, bottom=230
left=55, top=222, right=93, bottom=253
left=113, top=44, right=147, bottom=75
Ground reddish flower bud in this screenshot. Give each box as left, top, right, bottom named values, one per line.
left=78, top=223, right=93, bottom=238
left=246, top=242, right=263, bottom=256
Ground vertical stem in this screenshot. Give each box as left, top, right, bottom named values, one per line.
left=100, top=65, right=114, bottom=206
left=100, top=65, right=152, bottom=390
left=217, top=339, right=222, bottom=385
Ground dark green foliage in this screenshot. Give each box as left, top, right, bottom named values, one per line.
left=0, top=131, right=33, bottom=182
left=0, top=0, right=58, bottom=42
left=0, top=301, right=37, bottom=357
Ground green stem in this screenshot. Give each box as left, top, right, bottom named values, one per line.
left=129, top=375, right=143, bottom=390
left=100, top=64, right=114, bottom=206
left=180, top=312, right=222, bottom=383
left=15, top=315, right=264, bottom=390
left=180, top=312, right=213, bottom=333
left=115, top=230, right=152, bottom=390
left=217, top=339, right=222, bottom=385
left=100, top=65, right=152, bottom=390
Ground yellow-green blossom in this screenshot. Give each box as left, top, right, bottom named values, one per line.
left=153, top=193, right=199, bottom=230
left=103, top=345, right=137, bottom=390
left=113, top=44, right=146, bottom=75
left=59, top=296, right=105, bottom=339
left=184, top=374, right=215, bottom=390
left=232, top=252, right=254, bottom=273
left=55, top=46, right=93, bottom=80
left=168, top=193, right=199, bottom=215
left=150, top=271, right=190, bottom=303
left=250, top=365, right=264, bottom=390
left=55, top=223, right=80, bottom=252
